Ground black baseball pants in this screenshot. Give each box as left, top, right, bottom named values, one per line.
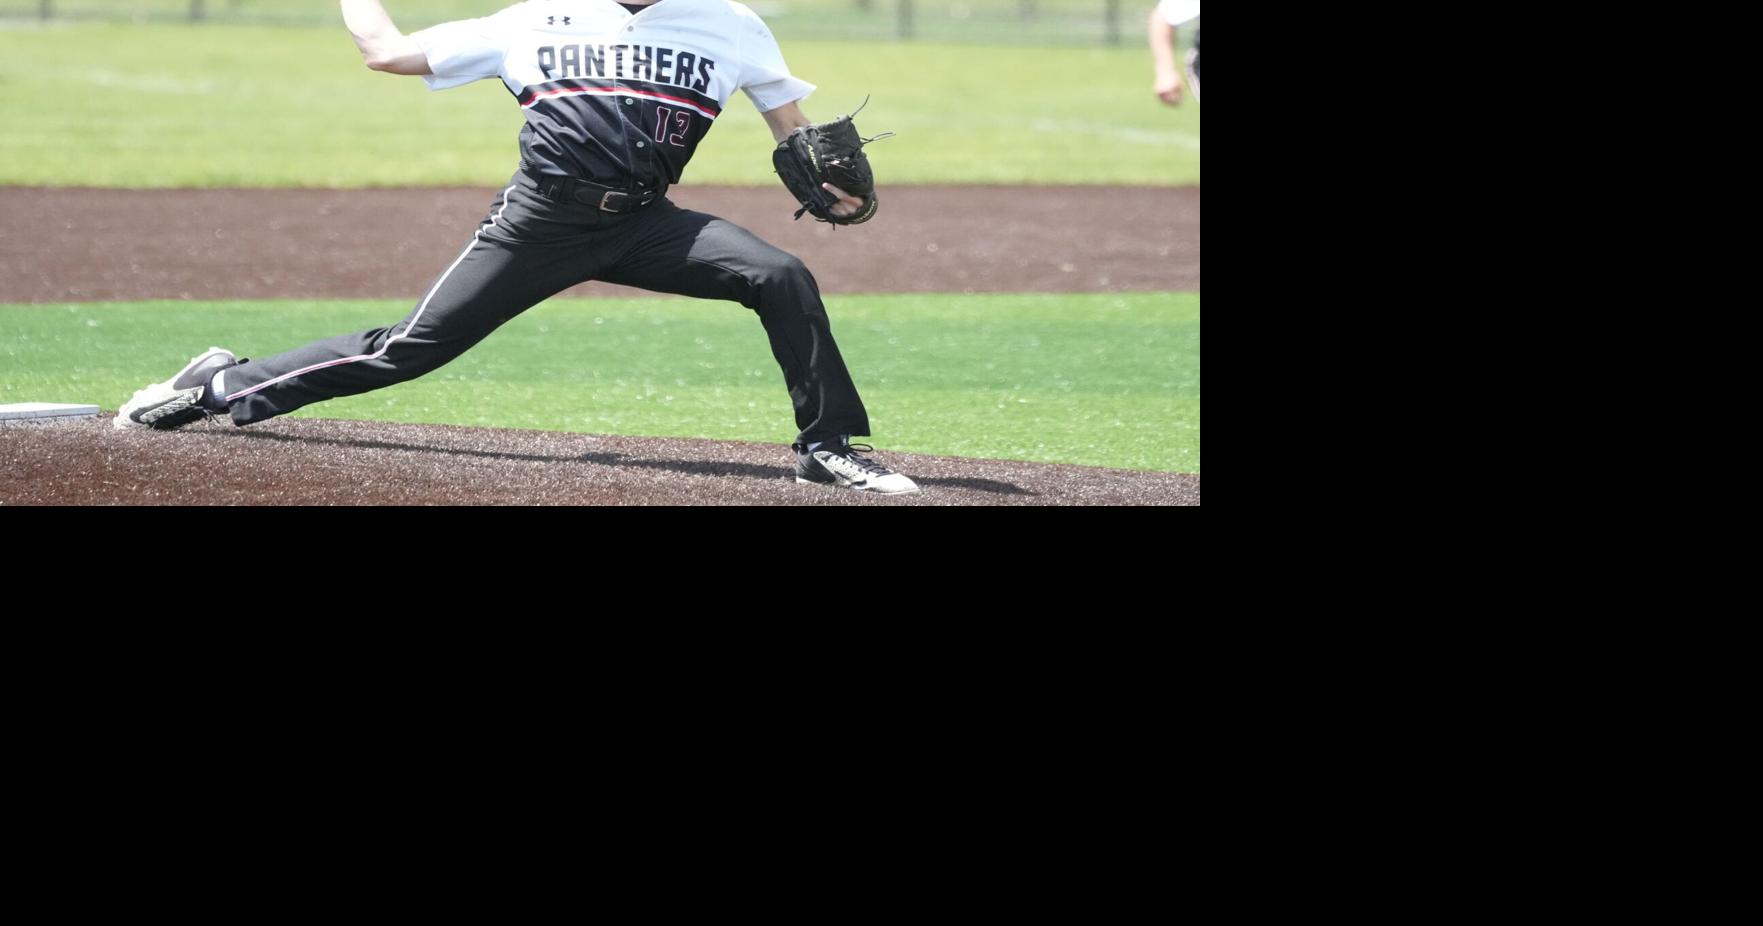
left=219, top=172, right=872, bottom=444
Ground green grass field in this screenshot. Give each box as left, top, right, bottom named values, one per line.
left=0, top=294, right=1200, bottom=472
left=4, top=1, right=1154, bottom=46
left=0, top=21, right=1200, bottom=186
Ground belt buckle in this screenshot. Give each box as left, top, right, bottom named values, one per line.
left=599, top=190, right=629, bottom=212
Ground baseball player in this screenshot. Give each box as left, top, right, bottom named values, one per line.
left=1148, top=0, right=1199, bottom=105
left=116, top=0, right=919, bottom=495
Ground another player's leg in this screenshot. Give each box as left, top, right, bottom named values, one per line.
left=598, top=202, right=918, bottom=494
left=1185, top=27, right=1200, bottom=102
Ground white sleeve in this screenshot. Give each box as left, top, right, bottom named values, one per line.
left=737, top=12, right=816, bottom=112
left=1158, top=0, right=1201, bottom=26
left=410, top=12, right=512, bottom=91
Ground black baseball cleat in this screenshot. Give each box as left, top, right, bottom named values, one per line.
left=793, top=439, right=921, bottom=494
left=113, top=346, right=239, bottom=431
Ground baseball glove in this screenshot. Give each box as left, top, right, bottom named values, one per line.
left=772, top=110, right=888, bottom=226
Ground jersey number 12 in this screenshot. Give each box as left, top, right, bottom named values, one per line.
left=653, top=107, right=692, bottom=147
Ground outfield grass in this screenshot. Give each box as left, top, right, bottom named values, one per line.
left=1, top=294, right=1200, bottom=472
left=6, top=0, right=1161, bottom=46
left=0, top=22, right=1200, bottom=187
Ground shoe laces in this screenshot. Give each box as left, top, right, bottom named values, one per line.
left=828, top=443, right=895, bottom=477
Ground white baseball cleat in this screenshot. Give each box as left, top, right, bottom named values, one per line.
left=793, top=439, right=921, bottom=494
left=114, top=346, right=237, bottom=431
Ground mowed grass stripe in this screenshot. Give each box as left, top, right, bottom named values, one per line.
left=1, top=294, right=1200, bottom=472
left=0, top=23, right=1201, bottom=187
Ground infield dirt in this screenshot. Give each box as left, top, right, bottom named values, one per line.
left=2, top=417, right=1200, bottom=506
left=0, top=185, right=1199, bottom=302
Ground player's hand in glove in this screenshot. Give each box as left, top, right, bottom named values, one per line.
left=773, top=108, right=889, bottom=226
left=820, top=183, right=869, bottom=220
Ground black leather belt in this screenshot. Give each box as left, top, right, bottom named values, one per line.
left=525, top=169, right=660, bottom=213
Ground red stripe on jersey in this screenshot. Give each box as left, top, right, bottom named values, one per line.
left=522, top=86, right=720, bottom=119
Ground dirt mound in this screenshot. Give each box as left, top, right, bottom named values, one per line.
left=2, top=417, right=1199, bottom=506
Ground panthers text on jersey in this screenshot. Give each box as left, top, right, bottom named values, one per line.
left=412, top=0, right=815, bottom=189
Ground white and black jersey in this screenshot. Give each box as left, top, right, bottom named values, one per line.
left=413, top=0, right=815, bottom=189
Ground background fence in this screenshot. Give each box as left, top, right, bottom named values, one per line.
left=0, top=1, right=1146, bottom=44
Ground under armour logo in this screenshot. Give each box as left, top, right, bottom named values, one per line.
left=548, top=15, right=571, bottom=25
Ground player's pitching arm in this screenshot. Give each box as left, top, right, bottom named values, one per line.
left=341, top=0, right=431, bottom=75
left=761, top=101, right=869, bottom=221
